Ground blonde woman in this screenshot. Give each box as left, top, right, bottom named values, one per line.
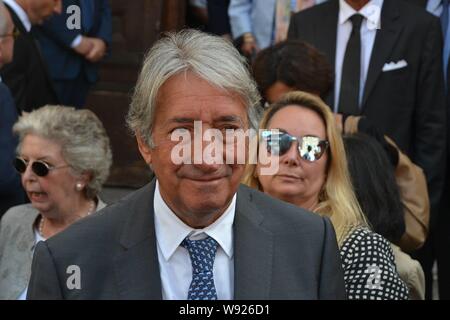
left=243, top=91, right=409, bottom=300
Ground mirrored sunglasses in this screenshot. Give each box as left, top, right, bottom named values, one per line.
left=261, top=129, right=329, bottom=162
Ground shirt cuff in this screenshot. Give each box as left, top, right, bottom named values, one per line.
left=70, top=35, right=83, bottom=48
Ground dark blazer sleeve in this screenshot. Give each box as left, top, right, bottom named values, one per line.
left=0, top=84, right=24, bottom=216
left=96, top=0, right=112, bottom=46
left=414, top=17, right=447, bottom=224
left=38, top=0, right=82, bottom=49
left=27, top=241, right=64, bottom=300
left=318, top=217, right=347, bottom=300
left=0, top=85, right=19, bottom=192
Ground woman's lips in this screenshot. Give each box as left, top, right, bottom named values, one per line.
left=277, top=174, right=302, bottom=180
left=28, top=191, right=48, bottom=202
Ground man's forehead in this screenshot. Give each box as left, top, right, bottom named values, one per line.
left=155, top=72, right=247, bottom=121
left=157, top=72, right=236, bottom=100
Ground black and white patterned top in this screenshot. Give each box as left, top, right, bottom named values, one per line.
left=340, top=227, right=409, bottom=300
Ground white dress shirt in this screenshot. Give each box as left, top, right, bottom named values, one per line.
left=427, top=0, right=444, bottom=16
left=334, top=0, right=384, bottom=111
left=3, top=0, right=31, bottom=32
left=17, top=229, right=45, bottom=300
left=154, top=181, right=235, bottom=300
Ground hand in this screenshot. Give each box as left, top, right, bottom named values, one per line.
left=85, top=38, right=107, bottom=63
left=334, top=113, right=344, bottom=133
left=240, top=33, right=258, bottom=57
left=73, top=36, right=94, bottom=56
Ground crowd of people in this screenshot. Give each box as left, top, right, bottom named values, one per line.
left=0, top=0, right=449, bottom=300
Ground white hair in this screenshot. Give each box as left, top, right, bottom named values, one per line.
left=13, top=105, right=113, bottom=199
left=127, top=29, right=262, bottom=147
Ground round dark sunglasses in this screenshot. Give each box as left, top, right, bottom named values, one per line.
left=261, top=129, right=329, bottom=162
left=13, top=157, right=69, bottom=177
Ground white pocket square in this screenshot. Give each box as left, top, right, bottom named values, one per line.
left=382, top=60, right=408, bottom=72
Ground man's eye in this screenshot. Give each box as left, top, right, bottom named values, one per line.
left=171, top=127, right=190, bottom=134
left=221, top=125, right=240, bottom=132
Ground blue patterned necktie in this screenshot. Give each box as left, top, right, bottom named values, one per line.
left=181, top=236, right=218, bottom=300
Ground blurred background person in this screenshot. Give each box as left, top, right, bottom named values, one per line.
left=344, top=133, right=425, bottom=300
left=243, top=91, right=409, bottom=299
left=34, top=0, right=112, bottom=108
left=228, top=0, right=326, bottom=61
left=252, top=40, right=333, bottom=104
left=0, top=0, right=62, bottom=113
left=0, top=0, right=25, bottom=218
left=0, top=105, right=112, bottom=300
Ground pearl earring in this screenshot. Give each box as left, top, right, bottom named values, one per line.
left=76, top=183, right=83, bottom=191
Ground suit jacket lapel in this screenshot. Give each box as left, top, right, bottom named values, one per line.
left=362, top=0, right=403, bottom=108
left=315, top=0, right=339, bottom=106
left=233, top=186, right=273, bottom=300
left=114, top=180, right=162, bottom=299
left=5, top=3, right=27, bottom=34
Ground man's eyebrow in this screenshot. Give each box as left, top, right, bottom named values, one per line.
left=215, top=115, right=245, bottom=124
left=166, top=116, right=245, bottom=125
left=167, top=117, right=196, bottom=124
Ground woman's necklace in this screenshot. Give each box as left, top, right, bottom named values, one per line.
left=39, top=201, right=96, bottom=238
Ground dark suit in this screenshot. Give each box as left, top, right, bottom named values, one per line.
left=288, top=0, right=446, bottom=241
left=207, top=0, right=231, bottom=36
left=0, top=83, right=25, bottom=218
left=0, top=3, right=58, bottom=113
left=34, top=0, right=112, bottom=108
left=408, top=0, right=450, bottom=300
left=27, top=180, right=346, bottom=299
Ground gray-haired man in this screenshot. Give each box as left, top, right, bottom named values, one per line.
left=27, top=29, right=346, bottom=300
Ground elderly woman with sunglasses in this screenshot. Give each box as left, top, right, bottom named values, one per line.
left=0, top=105, right=112, bottom=300
left=243, top=91, right=409, bottom=300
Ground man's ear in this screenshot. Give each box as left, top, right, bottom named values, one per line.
left=136, top=133, right=153, bottom=165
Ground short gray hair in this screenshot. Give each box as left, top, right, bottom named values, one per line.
left=127, top=29, right=262, bottom=147
left=13, top=105, right=113, bottom=199
left=0, top=1, right=9, bottom=35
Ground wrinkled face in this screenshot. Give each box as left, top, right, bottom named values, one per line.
left=0, top=10, right=14, bottom=67
left=257, top=105, right=328, bottom=209
left=28, top=0, right=62, bottom=25
left=19, top=134, right=80, bottom=217
left=137, top=72, right=249, bottom=227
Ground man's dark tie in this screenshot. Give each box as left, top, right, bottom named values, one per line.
left=338, top=14, right=364, bottom=115
left=181, top=236, right=219, bottom=300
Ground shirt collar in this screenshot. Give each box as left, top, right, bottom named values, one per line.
left=153, top=180, right=236, bottom=261
left=3, top=0, right=32, bottom=32
left=339, top=0, right=384, bottom=30
left=428, top=0, right=442, bottom=13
